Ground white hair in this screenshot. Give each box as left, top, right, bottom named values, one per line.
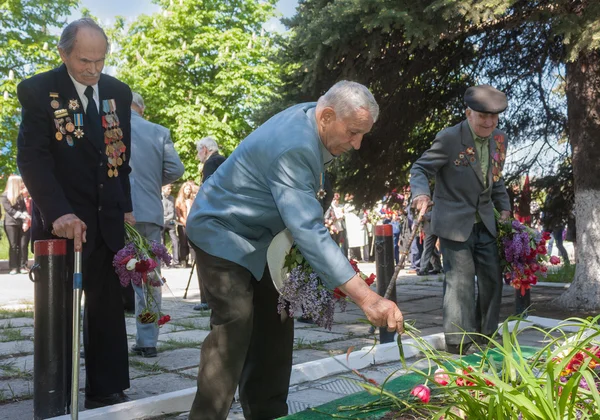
left=58, top=18, right=110, bottom=55
left=196, top=136, right=219, bottom=154
left=316, top=80, right=379, bottom=122
left=131, top=92, right=145, bottom=110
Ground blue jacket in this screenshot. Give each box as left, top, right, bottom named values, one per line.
left=186, top=103, right=355, bottom=288
left=129, top=111, right=184, bottom=227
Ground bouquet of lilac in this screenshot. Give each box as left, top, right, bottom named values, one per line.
left=276, top=247, right=374, bottom=330
left=496, top=210, right=560, bottom=296
left=113, top=223, right=172, bottom=325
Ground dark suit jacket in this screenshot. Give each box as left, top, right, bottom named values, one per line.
left=17, top=64, right=133, bottom=256
left=202, top=152, right=226, bottom=182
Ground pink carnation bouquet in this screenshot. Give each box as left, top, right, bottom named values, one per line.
left=113, top=223, right=172, bottom=326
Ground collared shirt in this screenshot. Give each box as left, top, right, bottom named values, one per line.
left=67, top=73, right=99, bottom=113
left=467, top=121, right=490, bottom=187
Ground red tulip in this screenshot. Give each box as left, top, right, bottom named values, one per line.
left=410, top=384, right=431, bottom=403
left=536, top=245, right=547, bottom=255
left=434, top=368, right=450, bottom=386
left=530, top=263, right=540, bottom=273
left=540, top=265, right=548, bottom=273
left=543, top=231, right=552, bottom=241
left=550, top=256, right=561, bottom=265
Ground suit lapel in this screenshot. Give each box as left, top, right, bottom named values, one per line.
left=460, top=121, right=485, bottom=186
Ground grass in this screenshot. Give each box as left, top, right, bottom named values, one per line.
left=543, top=264, right=576, bottom=283
left=0, top=361, right=32, bottom=380
left=293, top=338, right=324, bottom=351
left=170, top=320, right=210, bottom=331
left=0, top=328, right=27, bottom=343
left=129, top=359, right=164, bottom=374
left=0, top=309, right=34, bottom=320
left=156, top=338, right=203, bottom=353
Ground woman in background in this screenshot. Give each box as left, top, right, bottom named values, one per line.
left=175, top=180, right=198, bottom=267
left=1, top=175, right=31, bottom=274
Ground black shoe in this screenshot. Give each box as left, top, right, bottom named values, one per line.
left=416, top=270, right=428, bottom=276
left=84, top=392, right=130, bottom=409
left=131, top=344, right=158, bottom=358
left=445, top=343, right=472, bottom=355
left=193, top=303, right=210, bottom=311
left=429, top=269, right=443, bottom=275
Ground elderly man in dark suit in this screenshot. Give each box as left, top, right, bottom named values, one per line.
left=192, top=136, right=226, bottom=311
left=17, top=18, right=133, bottom=407
left=410, top=85, right=511, bottom=355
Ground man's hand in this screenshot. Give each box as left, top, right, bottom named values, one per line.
left=339, top=274, right=404, bottom=333
left=124, top=212, right=136, bottom=225
left=499, top=210, right=511, bottom=222
left=52, top=213, right=87, bottom=252
left=411, top=194, right=432, bottom=218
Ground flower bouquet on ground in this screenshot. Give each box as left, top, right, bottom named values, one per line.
left=495, top=210, right=561, bottom=296
left=276, top=246, right=375, bottom=330
left=336, top=316, right=600, bottom=419
left=113, top=223, right=172, bottom=326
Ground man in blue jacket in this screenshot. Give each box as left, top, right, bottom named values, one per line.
left=186, top=81, right=404, bottom=420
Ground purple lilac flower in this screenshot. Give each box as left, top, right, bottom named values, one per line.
left=113, top=243, right=138, bottom=287
left=277, top=267, right=339, bottom=330
left=150, top=241, right=172, bottom=266
left=512, top=220, right=523, bottom=231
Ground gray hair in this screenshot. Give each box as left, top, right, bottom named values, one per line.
left=131, top=92, right=145, bottom=110
left=317, top=80, right=379, bottom=122
left=58, top=18, right=110, bottom=56
left=196, top=136, right=219, bottom=154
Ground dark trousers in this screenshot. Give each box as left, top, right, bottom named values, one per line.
left=393, top=232, right=401, bottom=264
left=162, top=224, right=179, bottom=264
left=195, top=267, right=208, bottom=305
left=362, top=235, right=373, bottom=262
left=439, top=223, right=502, bottom=346
left=4, top=223, right=30, bottom=270
left=552, top=227, right=570, bottom=265
left=189, top=245, right=294, bottom=420
left=420, top=233, right=442, bottom=273
left=65, top=239, right=130, bottom=396
left=410, top=236, right=423, bottom=270
left=178, top=225, right=191, bottom=265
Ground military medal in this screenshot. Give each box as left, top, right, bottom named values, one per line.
left=68, top=99, right=80, bottom=111
left=54, top=109, right=69, bottom=119
left=102, top=99, right=126, bottom=178
left=55, top=132, right=63, bottom=141
left=73, top=114, right=84, bottom=139
left=65, top=122, right=75, bottom=133
left=66, top=135, right=74, bottom=147
left=50, top=93, right=60, bottom=109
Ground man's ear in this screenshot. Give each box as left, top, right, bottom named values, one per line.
left=321, top=107, right=336, bottom=124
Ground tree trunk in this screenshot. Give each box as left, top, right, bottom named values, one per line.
left=555, top=50, right=600, bottom=310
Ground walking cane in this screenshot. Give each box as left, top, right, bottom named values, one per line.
left=383, top=203, right=432, bottom=300
left=183, top=260, right=196, bottom=299
left=71, top=235, right=83, bottom=419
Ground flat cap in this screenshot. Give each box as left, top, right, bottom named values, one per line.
left=464, top=84, right=507, bottom=114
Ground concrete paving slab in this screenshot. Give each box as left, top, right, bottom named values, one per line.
left=294, top=329, right=345, bottom=345
left=0, top=354, right=33, bottom=373
left=0, top=318, right=34, bottom=329
left=158, top=330, right=210, bottom=343
left=168, top=317, right=211, bottom=330
left=313, top=323, right=373, bottom=336
left=0, top=398, right=32, bottom=420
left=127, top=373, right=196, bottom=400
left=292, top=349, right=331, bottom=365
left=0, top=377, right=33, bottom=399
left=151, top=348, right=200, bottom=371
left=319, top=337, right=376, bottom=354
left=0, top=339, right=33, bottom=356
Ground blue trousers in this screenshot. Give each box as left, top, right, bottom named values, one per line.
left=440, top=223, right=502, bottom=346
left=133, top=222, right=163, bottom=347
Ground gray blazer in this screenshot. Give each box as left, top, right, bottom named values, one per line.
left=129, top=111, right=184, bottom=227
left=410, top=120, right=511, bottom=242
left=186, top=103, right=355, bottom=289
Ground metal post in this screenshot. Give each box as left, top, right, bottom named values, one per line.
left=30, top=239, right=71, bottom=419
left=71, top=250, right=83, bottom=419
left=375, top=224, right=396, bottom=343
left=515, top=288, right=531, bottom=317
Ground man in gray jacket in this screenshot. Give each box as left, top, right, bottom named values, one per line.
left=410, top=85, right=511, bottom=354
left=129, top=92, right=184, bottom=357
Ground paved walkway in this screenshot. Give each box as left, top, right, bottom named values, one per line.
left=0, top=262, right=570, bottom=419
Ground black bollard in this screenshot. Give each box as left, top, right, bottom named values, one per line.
left=515, top=288, right=531, bottom=317
left=375, top=224, right=396, bottom=343
left=30, top=239, right=72, bottom=419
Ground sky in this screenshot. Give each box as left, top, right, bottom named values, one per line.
left=76, top=0, right=298, bottom=32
